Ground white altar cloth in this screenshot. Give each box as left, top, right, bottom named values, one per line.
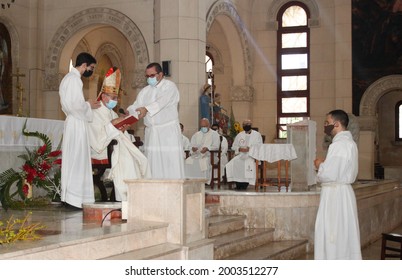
left=0, top=116, right=64, bottom=151
left=249, top=143, right=297, bottom=162
left=0, top=116, right=64, bottom=173
left=249, top=143, right=297, bottom=192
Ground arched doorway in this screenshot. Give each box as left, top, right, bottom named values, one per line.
left=42, top=8, right=149, bottom=120
left=359, top=75, right=402, bottom=180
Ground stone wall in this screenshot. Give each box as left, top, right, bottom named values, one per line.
left=206, top=179, right=402, bottom=251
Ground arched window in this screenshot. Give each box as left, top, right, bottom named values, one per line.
left=276, top=2, right=310, bottom=138
left=395, top=101, right=402, bottom=141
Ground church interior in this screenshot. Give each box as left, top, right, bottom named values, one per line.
left=0, top=0, right=402, bottom=260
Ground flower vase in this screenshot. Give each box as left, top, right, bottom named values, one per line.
left=23, top=180, right=33, bottom=199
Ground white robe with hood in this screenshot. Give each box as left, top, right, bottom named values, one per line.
left=314, top=130, right=362, bottom=260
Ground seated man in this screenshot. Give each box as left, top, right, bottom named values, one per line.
left=185, top=118, right=220, bottom=184
left=225, top=119, right=263, bottom=190
left=88, top=67, right=151, bottom=201
left=211, top=123, right=228, bottom=182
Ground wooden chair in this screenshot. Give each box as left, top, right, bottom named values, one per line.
left=92, top=140, right=117, bottom=202
left=381, top=232, right=402, bottom=259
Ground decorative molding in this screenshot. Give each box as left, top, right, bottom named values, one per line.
left=96, top=43, right=122, bottom=67
left=132, top=69, right=147, bottom=89
left=230, top=85, right=254, bottom=102
left=44, top=7, right=149, bottom=91
left=360, top=75, right=402, bottom=117
left=206, top=0, right=252, bottom=85
left=267, top=0, right=320, bottom=31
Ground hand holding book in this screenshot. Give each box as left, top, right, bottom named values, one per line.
left=112, top=115, right=138, bottom=130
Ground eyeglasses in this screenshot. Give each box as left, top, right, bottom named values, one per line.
left=145, top=72, right=159, bottom=78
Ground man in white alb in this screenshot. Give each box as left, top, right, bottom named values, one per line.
left=127, top=62, right=184, bottom=179
left=59, top=52, right=101, bottom=209
left=314, top=109, right=361, bottom=260
left=185, top=118, right=220, bottom=184
left=225, top=119, right=263, bottom=190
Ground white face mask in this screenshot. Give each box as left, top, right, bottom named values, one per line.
left=106, top=100, right=117, bottom=110
left=200, top=127, right=208, bottom=133
left=147, top=76, right=158, bottom=87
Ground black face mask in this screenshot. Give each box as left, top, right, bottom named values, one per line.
left=82, top=70, right=93, bottom=78
left=324, top=124, right=335, bottom=136
left=243, top=125, right=252, bottom=132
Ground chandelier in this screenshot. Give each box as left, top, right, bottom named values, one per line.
left=1, top=0, right=15, bottom=9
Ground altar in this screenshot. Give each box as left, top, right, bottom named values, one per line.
left=0, top=115, right=64, bottom=173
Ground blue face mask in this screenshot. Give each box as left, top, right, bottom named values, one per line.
left=106, top=100, right=118, bottom=110
left=147, top=76, right=158, bottom=87
left=200, top=127, right=208, bottom=133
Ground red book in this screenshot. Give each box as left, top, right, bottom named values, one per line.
left=114, top=115, right=138, bottom=129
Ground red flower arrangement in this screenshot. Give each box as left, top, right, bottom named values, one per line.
left=19, top=144, right=62, bottom=187
left=0, top=121, right=62, bottom=210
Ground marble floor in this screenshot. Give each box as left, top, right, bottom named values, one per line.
left=1, top=199, right=401, bottom=260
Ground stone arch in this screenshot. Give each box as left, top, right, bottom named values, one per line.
left=206, top=0, right=253, bottom=93
left=358, top=75, right=402, bottom=133
left=267, top=0, right=320, bottom=29
left=95, top=42, right=123, bottom=69
left=44, top=7, right=149, bottom=91
left=360, top=75, right=402, bottom=118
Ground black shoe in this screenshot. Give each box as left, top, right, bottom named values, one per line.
left=235, top=182, right=249, bottom=190
left=62, top=202, right=82, bottom=211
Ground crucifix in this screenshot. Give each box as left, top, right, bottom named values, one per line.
left=11, top=67, right=26, bottom=117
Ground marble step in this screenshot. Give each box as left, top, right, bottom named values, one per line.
left=208, top=215, right=246, bottom=238
left=103, top=238, right=215, bottom=260
left=0, top=219, right=169, bottom=260
left=224, top=239, right=308, bottom=260
left=102, top=243, right=183, bottom=260
left=213, top=228, right=275, bottom=260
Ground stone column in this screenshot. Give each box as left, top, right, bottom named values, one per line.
left=154, top=0, right=207, bottom=133
left=358, top=115, right=377, bottom=180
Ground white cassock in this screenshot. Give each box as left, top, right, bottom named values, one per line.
left=88, top=102, right=151, bottom=201
left=59, top=67, right=94, bottom=208
left=185, top=129, right=220, bottom=184
left=314, top=130, right=361, bottom=260
left=225, top=130, right=263, bottom=185
left=127, top=78, right=184, bottom=179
